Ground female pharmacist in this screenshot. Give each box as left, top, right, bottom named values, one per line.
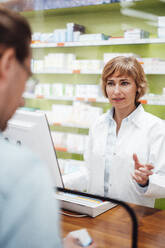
left=85, top=56, right=165, bottom=208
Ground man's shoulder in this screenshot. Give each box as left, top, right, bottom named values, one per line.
left=0, top=138, right=40, bottom=166
left=0, top=139, right=45, bottom=189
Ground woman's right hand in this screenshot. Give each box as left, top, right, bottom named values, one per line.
left=63, top=234, right=97, bottom=248
left=132, top=153, right=154, bottom=186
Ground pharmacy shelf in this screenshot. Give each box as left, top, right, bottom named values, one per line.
left=22, top=0, right=156, bottom=18
left=23, top=92, right=108, bottom=103
left=55, top=147, right=83, bottom=155
left=140, top=99, right=165, bottom=106
left=50, top=124, right=89, bottom=135
left=145, top=72, right=165, bottom=75
left=56, top=150, right=84, bottom=160
left=20, top=0, right=125, bottom=13
left=33, top=69, right=102, bottom=74
left=24, top=92, right=165, bottom=106
left=55, top=147, right=84, bottom=155
left=33, top=69, right=165, bottom=75
left=51, top=122, right=89, bottom=129
left=31, top=38, right=165, bottom=48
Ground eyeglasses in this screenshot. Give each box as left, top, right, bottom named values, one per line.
left=19, top=62, right=39, bottom=89
left=19, top=63, right=39, bottom=94
left=0, top=52, right=39, bottom=90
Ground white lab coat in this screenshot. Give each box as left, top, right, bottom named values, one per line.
left=85, top=105, right=165, bottom=208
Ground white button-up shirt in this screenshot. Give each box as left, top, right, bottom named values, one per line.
left=104, top=106, right=148, bottom=197
left=85, top=104, right=165, bottom=207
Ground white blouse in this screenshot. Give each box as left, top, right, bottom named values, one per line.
left=85, top=104, right=165, bottom=207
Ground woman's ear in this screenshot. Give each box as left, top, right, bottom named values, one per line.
left=136, top=88, right=141, bottom=96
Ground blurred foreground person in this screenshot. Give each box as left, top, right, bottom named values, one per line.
left=0, top=7, right=95, bottom=248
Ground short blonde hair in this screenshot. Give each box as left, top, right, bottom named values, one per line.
left=102, top=56, right=147, bottom=103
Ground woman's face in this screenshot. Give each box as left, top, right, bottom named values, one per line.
left=106, top=71, right=137, bottom=112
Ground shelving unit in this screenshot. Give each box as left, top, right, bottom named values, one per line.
left=56, top=151, right=84, bottom=161
left=50, top=124, right=88, bottom=135
left=31, top=38, right=165, bottom=48
left=24, top=3, right=165, bottom=104
left=24, top=0, right=165, bottom=155
left=23, top=0, right=165, bottom=178
left=23, top=92, right=165, bottom=106
left=22, top=0, right=165, bottom=209
left=33, top=70, right=165, bottom=75
left=33, top=69, right=102, bottom=74
left=24, top=93, right=107, bottom=103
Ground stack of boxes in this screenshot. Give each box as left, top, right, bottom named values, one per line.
left=32, top=23, right=110, bottom=43
left=66, top=23, right=85, bottom=42
left=158, top=16, right=165, bottom=38
left=124, top=28, right=150, bottom=39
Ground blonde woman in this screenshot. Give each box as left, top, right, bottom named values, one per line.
left=85, top=56, right=165, bottom=208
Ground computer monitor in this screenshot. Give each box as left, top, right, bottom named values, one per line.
left=2, top=109, right=64, bottom=188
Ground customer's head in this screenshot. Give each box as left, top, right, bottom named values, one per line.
left=0, top=7, right=31, bottom=63
left=102, top=56, right=147, bottom=106
left=0, top=7, right=32, bottom=131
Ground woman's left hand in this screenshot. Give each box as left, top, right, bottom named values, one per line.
left=132, top=153, right=154, bottom=186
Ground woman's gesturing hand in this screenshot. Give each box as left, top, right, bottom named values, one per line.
left=132, top=153, right=154, bottom=186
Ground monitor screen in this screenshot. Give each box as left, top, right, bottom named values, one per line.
left=2, top=109, right=64, bottom=188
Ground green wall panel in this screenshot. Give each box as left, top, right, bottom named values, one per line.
left=147, top=75, right=165, bottom=94
left=143, top=105, right=165, bottom=119
left=25, top=98, right=72, bottom=110
left=34, top=73, right=100, bottom=84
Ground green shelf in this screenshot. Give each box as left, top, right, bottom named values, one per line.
left=56, top=151, right=84, bottom=161
left=50, top=125, right=89, bottom=135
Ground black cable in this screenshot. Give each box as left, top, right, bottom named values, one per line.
left=57, top=187, right=138, bottom=248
